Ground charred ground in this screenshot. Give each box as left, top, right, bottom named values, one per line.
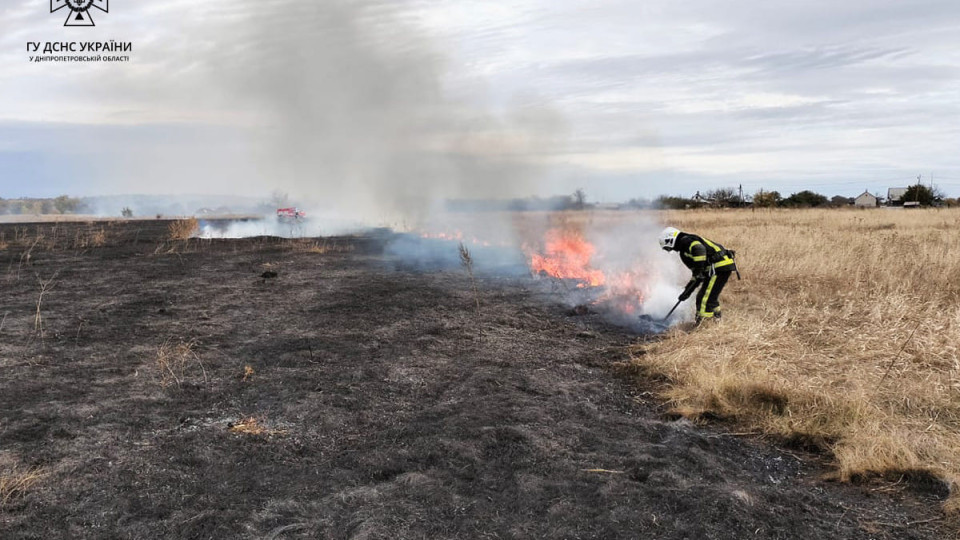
left=0, top=220, right=953, bottom=539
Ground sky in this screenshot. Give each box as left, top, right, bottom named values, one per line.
left=1, top=0, right=959, bottom=208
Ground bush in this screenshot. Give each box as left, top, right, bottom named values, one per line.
left=900, top=184, right=943, bottom=206
left=753, top=190, right=781, bottom=208
left=782, top=190, right=828, bottom=207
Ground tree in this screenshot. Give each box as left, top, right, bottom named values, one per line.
left=901, top=183, right=943, bottom=206
left=121, top=207, right=134, bottom=218
left=706, top=187, right=740, bottom=207
left=752, top=190, right=781, bottom=208
left=783, top=190, right=828, bottom=207
left=54, top=195, right=78, bottom=214
left=830, top=195, right=852, bottom=207
left=21, top=201, right=42, bottom=214
left=572, top=188, right=586, bottom=210
left=656, top=195, right=696, bottom=210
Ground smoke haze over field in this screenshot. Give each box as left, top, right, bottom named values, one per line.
left=1, top=0, right=566, bottom=226
left=193, top=1, right=567, bottom=225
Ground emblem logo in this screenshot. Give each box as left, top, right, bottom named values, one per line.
left=50, top=0, right=109, bottom=27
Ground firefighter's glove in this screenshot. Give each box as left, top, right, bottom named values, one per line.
left=678, top=280, right=698, bottom=301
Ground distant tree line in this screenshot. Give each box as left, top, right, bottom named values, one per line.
left=0, top=195, right=89, bottom=215
left=654, top=184, right=955, bottom=209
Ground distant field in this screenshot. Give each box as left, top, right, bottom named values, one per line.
left=0, top=214, right=259, bottom=224
left=629, top=208, right=960, bottom=510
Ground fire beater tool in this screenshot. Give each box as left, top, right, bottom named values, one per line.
left=643, top=278, right=703, bottom=323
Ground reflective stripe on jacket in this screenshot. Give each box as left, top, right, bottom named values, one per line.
left=675, top=233, right=735, bottom=273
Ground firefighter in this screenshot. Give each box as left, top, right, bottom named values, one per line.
left=659, top=227, right=738, bottom=323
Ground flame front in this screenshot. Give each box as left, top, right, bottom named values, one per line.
left=528, top=229, right=605, bottom=287
left=526, top=228, right=654, bottom=315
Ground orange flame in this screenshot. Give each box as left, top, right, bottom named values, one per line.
left=526, top=228, right=654, bottom=314
left=527, top=229, right=605, bottom=287
left=597, top=270, right=651, bottom=315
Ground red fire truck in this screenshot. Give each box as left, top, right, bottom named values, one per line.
left=276, top=207, right=306, bottom=222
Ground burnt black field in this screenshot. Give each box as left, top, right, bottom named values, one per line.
left=0, top=220, right=952, bottom=539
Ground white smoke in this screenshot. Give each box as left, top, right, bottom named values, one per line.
left=583, top=213, right=690, bottom=322
left=395, top=209, right=692, bottom=328
left=192, top=0, right=565, bottom=226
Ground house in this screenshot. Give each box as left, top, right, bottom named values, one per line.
left=691, top=191, right=714, bottom=205
left=887, top=187, right=908, bottom=205
left=854, top=191, right=878, bottom=208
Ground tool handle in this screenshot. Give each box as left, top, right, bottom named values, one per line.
left=661, top=299, right=683, bottom=322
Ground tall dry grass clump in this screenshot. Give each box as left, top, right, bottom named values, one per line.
left=630, top=208, right=960, bottom=510
left=0, top=467, right=45, bottom=507
left=168, top=218, right=199, bottom=241
left=155, top=338, right=207, bottom=387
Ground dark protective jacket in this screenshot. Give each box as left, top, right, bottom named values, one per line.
left=674, top=233, right=736, bottom=275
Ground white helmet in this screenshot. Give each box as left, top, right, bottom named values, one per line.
left=658, top=227, right=680, bottom=250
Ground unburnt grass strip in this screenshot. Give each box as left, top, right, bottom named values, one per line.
left=630, top=207, right=960, bottom=511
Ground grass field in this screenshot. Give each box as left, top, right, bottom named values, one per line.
left=9, top=220, right=951, bottom=537
left=629, top=208, right=960, bottom=510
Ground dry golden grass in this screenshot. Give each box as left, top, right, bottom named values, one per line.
left=155, top=338, right=207, bottom=388
left=629, top=207, right=960, bottom=510
left=0, top=467, right=45, bottom=507
left=229, top=417, right=266, bottom=435
left=286, top=238, right=354, bottom=254
left=0, top=224, right=110, bottom=251
left=87, top=227, right=106, bottom=247
left=168, top=218, right=199, bottom=241
left=228, top=416, right=286, bottom=436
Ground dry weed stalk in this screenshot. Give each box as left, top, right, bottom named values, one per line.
left=168, top=218, right=199, bottom=241
left=89, top=227, right=106, bottom=247
left=628, top=207, right=960, bottom=510
left=0, top=467, right=45, bottom=507
left=70, top=227, right=107, bottom=250
left=458, top=242, right=483, bottom=342
left=34, top=271, right=59, bottom=339
left=16, top=237, right=40, bottom=280
left=156, top=338, right=208, bottom=388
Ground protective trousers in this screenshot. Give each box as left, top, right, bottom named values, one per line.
left=696, top=271, right=731, bottom=318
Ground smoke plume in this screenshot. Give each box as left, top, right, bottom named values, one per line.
left=171, top=0, right=566, bottom=228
